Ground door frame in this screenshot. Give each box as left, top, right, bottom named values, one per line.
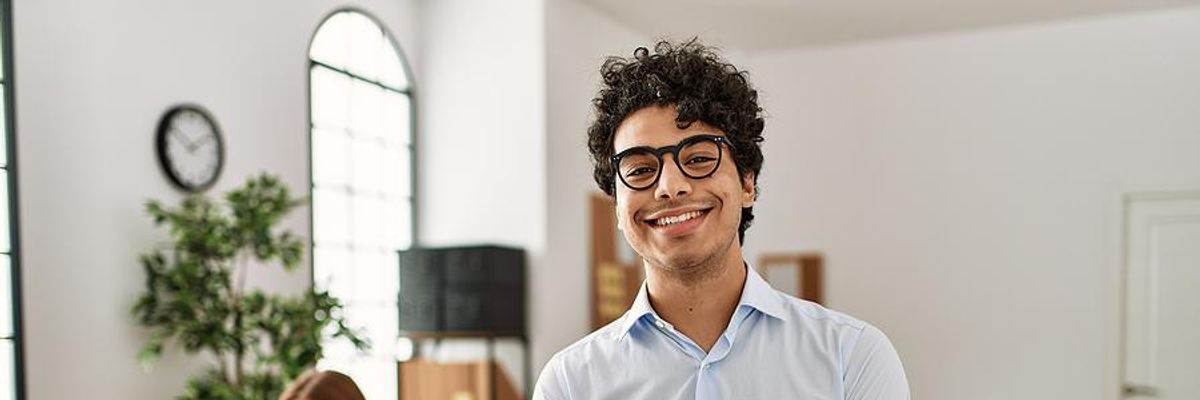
left=1114, top=188, right=1200, bottom=399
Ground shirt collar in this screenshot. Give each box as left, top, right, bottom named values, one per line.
left=617, top=280, right=656, bottom=338
left=739, top=262, right=790, bottom=322
left=617, top=261, right=788, bottom=340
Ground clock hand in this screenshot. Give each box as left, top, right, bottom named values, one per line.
left=172, top=129, right=199, bottom=152
left=192, top=133, right=214, bottom=150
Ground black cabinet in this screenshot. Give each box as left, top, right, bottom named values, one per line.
left=397, top=245, right=526, bottom=335
left=396, top=245, right=531, bottom=399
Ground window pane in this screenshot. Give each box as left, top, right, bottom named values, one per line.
left=351, top=195, right=383, bottom=249
left=381, top=251, right=400, bottom=295
left=311, top=129, right=350, bottom=186
left=349, top=251, right=398, bottom=305
left=348, top=80, right=383, bottom=139
left=309, top=12, right=351, bottom=68
left=312, top=187, right=351, bottom=245
left=0, top=85, right=6, bottom=168
left=380, top=146, right=410, bottom=199
left=0, top=340, right=11, bottom=400
left=311, top=11, right=411, bottom=400
left=344, top=304, right=398, bottom=353
left=0, top=256, right=9, bottom=337
left=351, top=138, right=383, bottom=194
left=310, top=67, right=350, bottom=129
left=319, top=334, right=360, bottom=359
left=378, top=39, right=408, bottom=89
left=344, top=12, right=384, bottom=81
left=0, top=170, right=7, bottom=253
left=382, top=202, right=412, bottom=251
left=313, top=245, right=351, bottom=295
left=380, top=93, right=410, bottom=147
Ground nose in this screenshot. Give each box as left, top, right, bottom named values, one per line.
left=654, top=154, right=692, bottom=199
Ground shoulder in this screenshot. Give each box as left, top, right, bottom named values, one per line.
left=842, top=321, right=909, bottom=398
left=547, top=311, right=632, bottom=365
left=776, top=295, right=909, bottom=397
left=771, top=293, right=903, bottom=367
left=771, top=295, right=908, bottom=398
left=776, top=292, right=871, bottom=339
left=533, top=313, right=635, bottom=400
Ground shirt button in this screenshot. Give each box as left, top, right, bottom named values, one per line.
left=655, top=320, right=665, bottom=329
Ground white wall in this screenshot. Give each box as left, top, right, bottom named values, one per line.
left=416, top=0, right=545, bottom=250
left=414, top=0, right=547, bottom=390
left=12, top=1, right=420, bottom=398
left=739, top=6, right=1200, bottom=399
left=541, top=0, right=648, bottom=372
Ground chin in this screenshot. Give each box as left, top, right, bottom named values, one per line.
left=648, top=241, right=722, bottom=273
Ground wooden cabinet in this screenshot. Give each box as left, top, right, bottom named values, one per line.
left=399, top=358, right=521, bottom=400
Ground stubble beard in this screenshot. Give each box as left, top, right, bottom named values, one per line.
left=641, top=222, right=739, bottom=287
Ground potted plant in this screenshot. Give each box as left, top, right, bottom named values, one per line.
left=133, top=174, right=367, bottom=399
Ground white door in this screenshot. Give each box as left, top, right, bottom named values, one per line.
left=1122, top=191, right=1200, bottom=399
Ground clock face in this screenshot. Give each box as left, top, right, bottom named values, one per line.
left=156, top=106, right=224, bottom=192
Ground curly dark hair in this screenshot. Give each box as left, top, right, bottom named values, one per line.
left=587, top=38, right=766, bottom=244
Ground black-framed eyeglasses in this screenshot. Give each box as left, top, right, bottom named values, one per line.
left=610, top=134, right=731, bottom=191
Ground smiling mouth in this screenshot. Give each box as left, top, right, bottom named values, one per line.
left=645, top=208, right=713, bottom=227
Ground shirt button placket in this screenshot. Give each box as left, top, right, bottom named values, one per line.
left=696, top=362, right=712, bottom=400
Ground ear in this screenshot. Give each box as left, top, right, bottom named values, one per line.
left=740, top=172, right=756, bottom=208
left=613, top=197, right=625, bottom=231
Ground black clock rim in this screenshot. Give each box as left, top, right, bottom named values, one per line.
left=155, top=103, right=225, bottom=193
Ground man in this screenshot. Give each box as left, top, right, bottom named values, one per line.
left=534, top=39, right=909, bottom=399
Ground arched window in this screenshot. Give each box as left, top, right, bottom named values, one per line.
left=308, top=9, right=415, bottom=399
left=0, top=1, right=23, bottom=398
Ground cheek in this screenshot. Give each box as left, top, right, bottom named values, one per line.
left=713, top=176, right=747, bottom=221
left=614, top=193, right=637, bottom=231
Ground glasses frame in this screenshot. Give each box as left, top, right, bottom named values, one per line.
left=610, top=134, right=731, bottom=191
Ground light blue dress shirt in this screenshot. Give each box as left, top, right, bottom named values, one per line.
left=534, top=264, right=909, bottom=400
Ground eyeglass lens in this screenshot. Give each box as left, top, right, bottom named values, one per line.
left=617, top=138, right=721, bottom=190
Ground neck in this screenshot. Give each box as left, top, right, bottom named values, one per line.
left=644, top=243, right=747, bottom=353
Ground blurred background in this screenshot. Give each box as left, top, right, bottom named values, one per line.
left=0, top=0, right=1198, bottom=398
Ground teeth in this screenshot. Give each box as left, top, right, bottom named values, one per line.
left=655, top=210, right=704, bottom=226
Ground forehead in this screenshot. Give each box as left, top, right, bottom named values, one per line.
left=613, top=105, right=724, bottom=152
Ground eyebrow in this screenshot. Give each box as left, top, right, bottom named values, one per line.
left=614, top=144, right=655, bottom=154
left=614, top=133, right=721, bottom=154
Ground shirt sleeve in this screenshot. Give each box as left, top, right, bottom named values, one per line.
left=532, top=355, right=569, bottom=400
left=843, top=324, right=910, bottom=400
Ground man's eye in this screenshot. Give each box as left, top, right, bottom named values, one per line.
left=685, top=156, right=716, bottom=165
left=626, top=167, right=655, bottom=177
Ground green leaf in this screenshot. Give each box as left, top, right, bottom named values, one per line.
left=133, top=173, right=367, bottom=399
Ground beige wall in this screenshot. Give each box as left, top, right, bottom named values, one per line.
left=540, top=3, right=1200, bottom=399
left=739, top=6, right=1200, bottom=399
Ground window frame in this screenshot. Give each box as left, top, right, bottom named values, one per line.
left=0, top=0, right=26, bottom=398
left=305, top=7, right=418, bottom=399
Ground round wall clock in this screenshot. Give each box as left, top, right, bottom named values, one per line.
left=155, top=105, right=225, bottom=192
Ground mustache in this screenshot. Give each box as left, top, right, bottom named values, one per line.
left=636, top=197, right=719, bottom=220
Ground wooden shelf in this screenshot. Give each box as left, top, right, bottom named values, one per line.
left=401, top=331, right=526, bottom=340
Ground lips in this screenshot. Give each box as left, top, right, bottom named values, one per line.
left=642, top=206, right=714, bottom=237
left=648, top=209, right=707, bottom=226
left=643, top=206, right=705, bottom=235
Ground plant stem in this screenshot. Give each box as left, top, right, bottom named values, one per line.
left=231, top=253, right=250, bottom=386
left=215, top=350, right=229, bottom=384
